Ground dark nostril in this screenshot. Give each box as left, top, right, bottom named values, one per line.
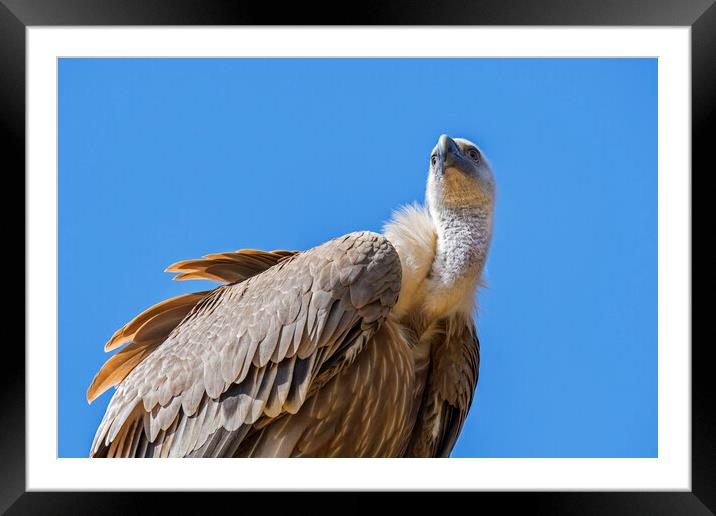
left=431, top=155, right=438, bottom=166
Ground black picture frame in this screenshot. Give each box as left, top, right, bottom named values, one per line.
left=4, top=0, right=709, bottom=513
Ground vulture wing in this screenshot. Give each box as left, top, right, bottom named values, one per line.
left=90, top=231, right=401, bottom=458
left=404, top=316, right=480, bottom=457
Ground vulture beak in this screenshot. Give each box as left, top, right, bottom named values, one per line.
left=436, top=134, right=461, bottom=175
left=438, top=135, right=458, bottom=165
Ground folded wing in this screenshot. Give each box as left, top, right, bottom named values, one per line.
left=90, top=231, right=401, bottom=458
left=404, top=316, right=480, bottom=457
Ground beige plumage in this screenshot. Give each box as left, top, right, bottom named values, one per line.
left=88, top=135, right=495, bottom=458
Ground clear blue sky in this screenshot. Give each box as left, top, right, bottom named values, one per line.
left=59, top=58, right=657, bottom=458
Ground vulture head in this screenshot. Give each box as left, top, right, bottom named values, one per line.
left=426, top=134, right=495, bottom=213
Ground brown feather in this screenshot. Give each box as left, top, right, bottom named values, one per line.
left=87, top=342, right=157, bottom=402
left=104, top=292, right=209, bottom=352
left=172, top=271, right=230, bottom=282
left=165, top=249, right=298, bottom=284
left=132, top=304, right=198, bottom=346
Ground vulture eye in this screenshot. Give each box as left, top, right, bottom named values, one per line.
left=431, top=155, right=438, bottom=166
left=467, top=149, right=480, bottom=162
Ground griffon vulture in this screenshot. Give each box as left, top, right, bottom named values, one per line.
left=87, top=134, right=495, bottom=458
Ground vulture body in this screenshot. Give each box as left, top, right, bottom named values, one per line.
left=88, top=135, right=495, bottom=458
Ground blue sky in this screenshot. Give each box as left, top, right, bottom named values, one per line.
left=58, top=58, right=657, bottom=458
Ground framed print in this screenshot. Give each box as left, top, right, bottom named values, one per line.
left=5, top=0, right=710, bottom=512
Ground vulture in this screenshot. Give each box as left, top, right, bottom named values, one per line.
left=87, top=134, right=496, bottom=458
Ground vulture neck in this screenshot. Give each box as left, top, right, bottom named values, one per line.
left=425, top=203, right=493, bottom=317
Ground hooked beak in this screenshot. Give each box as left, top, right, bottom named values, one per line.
left=438, top=134, right=459, bottom=167
left=435, top=134, right=461, bottom=175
